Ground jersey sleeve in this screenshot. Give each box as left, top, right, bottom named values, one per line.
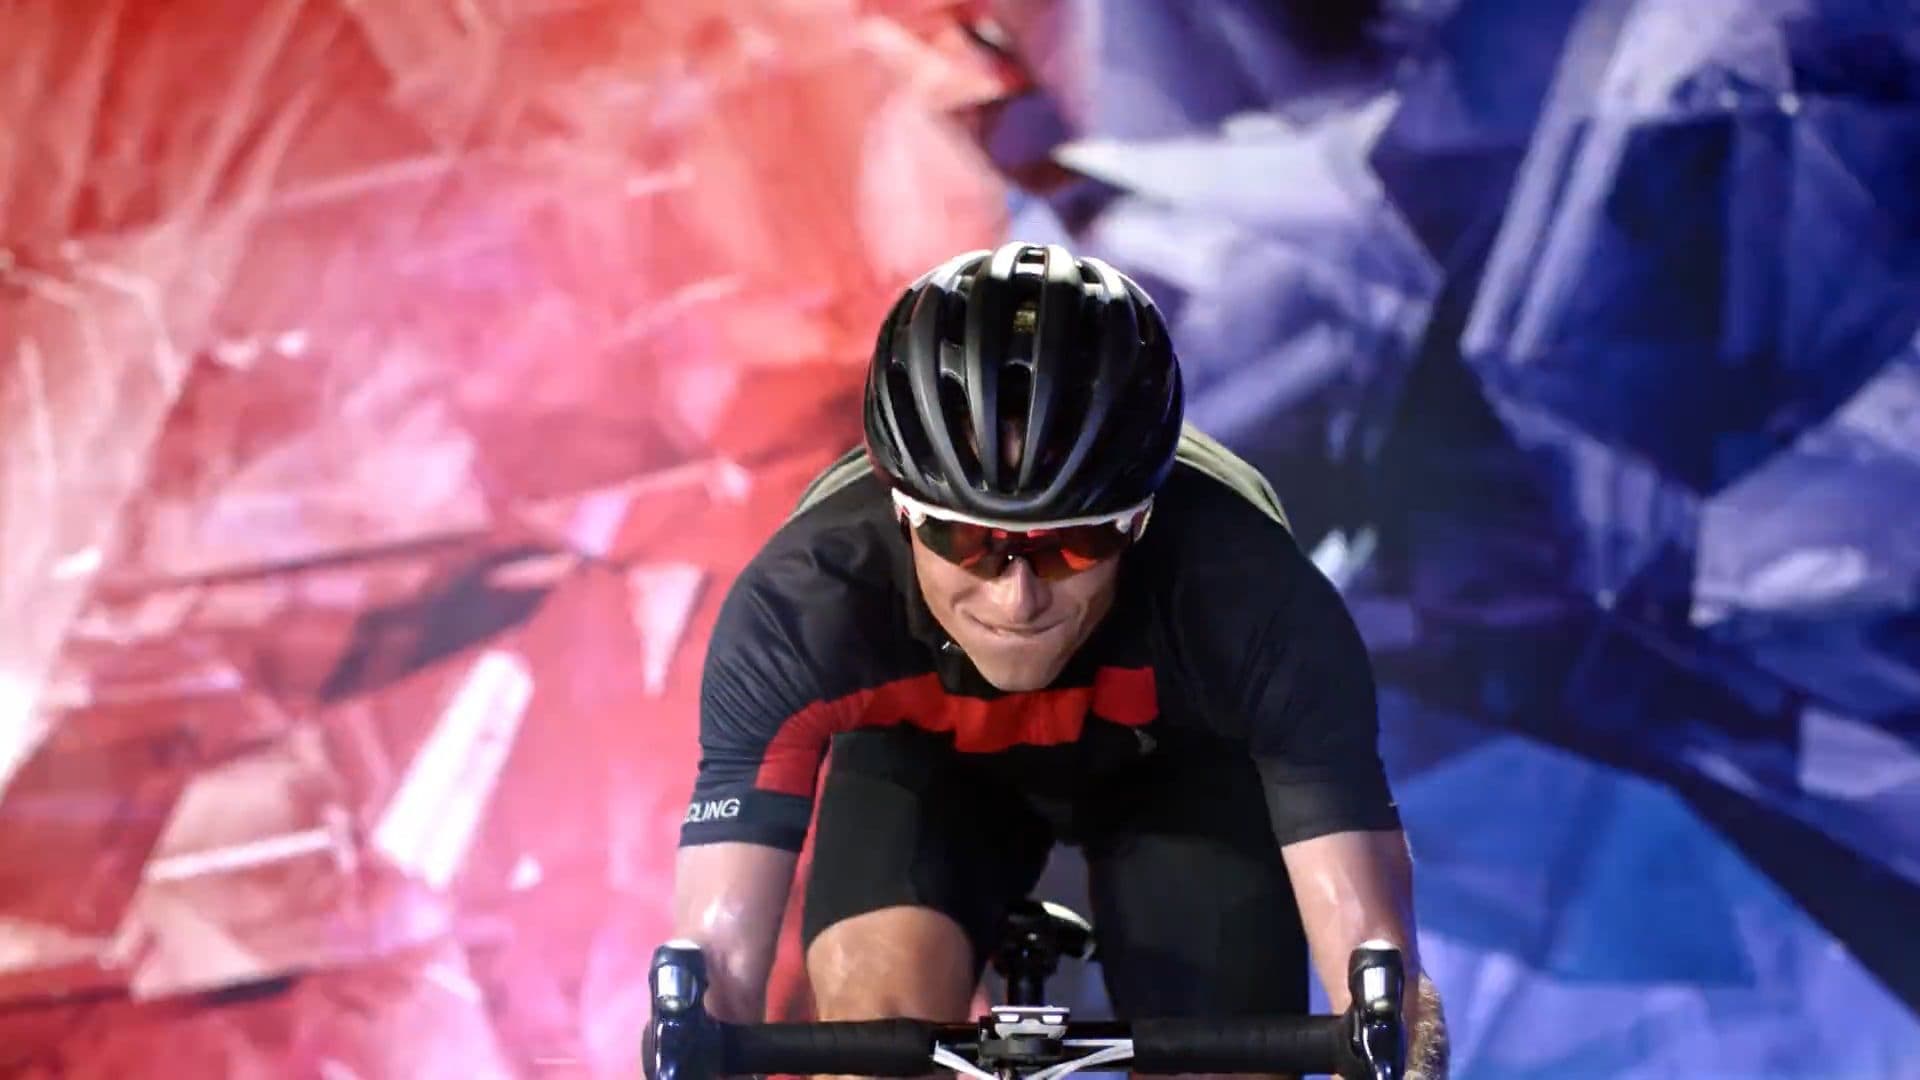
left=1242, top=552, right=1403, bottom=846
left=679, top=570, right=839, bottom=851
left=1153, top=466, right=1404, bottom=847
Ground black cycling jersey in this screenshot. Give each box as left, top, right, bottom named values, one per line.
left=679, top=437, right=1401, bottom=853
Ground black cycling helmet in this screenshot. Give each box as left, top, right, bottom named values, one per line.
left=863, top=241, right=1184, bottom=523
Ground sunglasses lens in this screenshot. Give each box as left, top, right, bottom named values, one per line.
left=912, top=518, right=995, bottom=569
left=910, top=517, right=1135, bottom=580
left=1063, top=525, right=1134, bottom=563
left=1021, top=525, right=1133, bottom=580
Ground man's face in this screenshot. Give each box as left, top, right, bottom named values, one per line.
left=909, top=530, right=1122, bottom=692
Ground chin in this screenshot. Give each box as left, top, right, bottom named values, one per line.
left=972, top=656, right=1067, bottom=693
left=980, top=671, right=1049, bottom=693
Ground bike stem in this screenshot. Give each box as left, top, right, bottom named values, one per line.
left=1001, top=944, right=1055, bottom=1006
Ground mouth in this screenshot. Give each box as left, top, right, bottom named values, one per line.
left=967, top=614, right=1065, bottom=639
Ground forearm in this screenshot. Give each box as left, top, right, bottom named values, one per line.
left=682, top=935, right=776, bottom=1023
left=672, top=842, right=799, bottom=1023
left=1406, top=972, right=1449, bottom=1080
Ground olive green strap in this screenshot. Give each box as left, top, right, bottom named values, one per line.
left=1169, top=425, right=1291, bottom=531
left=788, top=444, right=875, bottom=522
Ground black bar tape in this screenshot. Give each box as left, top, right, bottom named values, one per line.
left=716, top=1019, right=936, bottom=1076
left=1131, top=1016, right=1344, bottom=1074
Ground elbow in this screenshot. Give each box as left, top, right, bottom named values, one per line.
left=673, top=899, right=780, bottom=997
left=674, top=927, right=776, bottom=1024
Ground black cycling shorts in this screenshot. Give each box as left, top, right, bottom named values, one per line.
left=800, top=725, right=1310, bottom=1017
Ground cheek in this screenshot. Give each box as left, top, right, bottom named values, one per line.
left=1058, top=564, right=1120, bottom=617
left=1065, top=561, right=1119, bottom=597
left=932, top=579, right=977, bottom=614
left=911, top=545, right=975, bottom=609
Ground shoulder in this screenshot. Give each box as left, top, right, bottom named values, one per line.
left=1129, top=453, right=1368, bottom=736
left=1129, top=457, right=1316, bottom=608
left=707, top=466, right=914, bottom=695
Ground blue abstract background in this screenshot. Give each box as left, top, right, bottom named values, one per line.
left=973, top=1, right=1920, bottom=1074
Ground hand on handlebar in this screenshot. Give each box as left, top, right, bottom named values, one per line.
left=646, top=940, right=713, bottom=1080
left=645, top=937, right=1411, bottom=1080
left=1339, top=940, right=1408, bottom=1080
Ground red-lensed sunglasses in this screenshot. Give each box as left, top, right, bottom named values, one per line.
left=891, top=489, right=1153, bottom=581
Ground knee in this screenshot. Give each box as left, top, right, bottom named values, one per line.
left=805, top=905, right=976, bottom=1022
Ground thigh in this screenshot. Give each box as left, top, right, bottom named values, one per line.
left=1081, top=734, right=1309, bottom=1017
left=801, top=726, right=1055, bottom=972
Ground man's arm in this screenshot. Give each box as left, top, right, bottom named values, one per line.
left=1279, top=827, right=1448, bottom=1079
left=672, top=565, right=837, bottom=1021
left=1230, top=534, right=1445, bottom=1075
left=672, top=842, right=799, bottom=1023
left=1173, top=478, right=1443, bottom=1071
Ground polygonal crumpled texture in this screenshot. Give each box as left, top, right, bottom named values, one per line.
left=977, top=0, right=1453, bottom=538
left=0, top=1, right=1013, bottom=1075
left=985, top=0, right=1920, bottom=1074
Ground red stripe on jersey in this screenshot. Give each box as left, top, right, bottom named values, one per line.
left=752, top=665, right=1158, bottom=796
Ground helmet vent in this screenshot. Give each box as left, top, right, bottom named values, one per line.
left=884, top=365, right=936, bottom=469
left=1012, top=301, right=1038, bottom=335
left=937, top=377, right=981, bottom=487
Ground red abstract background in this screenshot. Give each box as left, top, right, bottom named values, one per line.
left=0, top=2, right=1016, bottom=1074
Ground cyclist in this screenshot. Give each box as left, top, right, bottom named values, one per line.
left=672, top=242, right=1448, bottom=1079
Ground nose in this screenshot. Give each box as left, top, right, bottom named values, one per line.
left=983, top=556, right=1049, bottom=625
